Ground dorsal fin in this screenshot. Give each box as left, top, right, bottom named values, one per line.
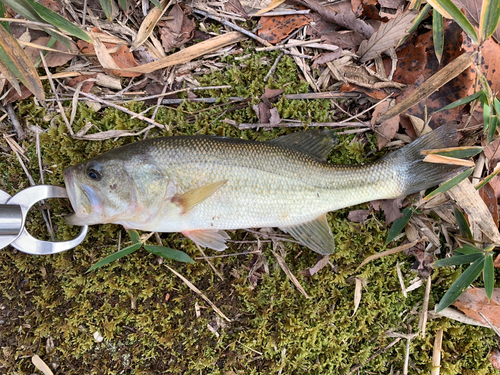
left=268, top=130, right=338, bottom=161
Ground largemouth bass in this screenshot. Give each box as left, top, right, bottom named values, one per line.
left=64, top=124, right=463, bottom=255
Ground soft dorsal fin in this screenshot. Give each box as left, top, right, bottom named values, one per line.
left=279, top=214, right=335, bottom=255
left=173, top=180, right=228, bottom=213
left=268, top=130, right=338, bottom=161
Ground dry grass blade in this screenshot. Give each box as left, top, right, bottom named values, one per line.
left=121, top=32, right=246, bottom=74
left=431, top=329, right=444, bottom=375
left=165, top=265, right=231, bottom=322
left=358, top=10, right=417, bottom=63
left=254, top=0, right=286, bottom=16
left=375, top=52, right=476, bottom=124
left=448, top=179, right=500, bottom=243
left=423, top=154, right=475, bottom=167
left=356, top=239, right=425, bottom=271
left=0, top=24, right=45, bottom=105
left=352, top=277, right=363, bottom=316
left=131, top=0, right=174, bottom=51
left=31, top=355, right=54, bottom=375
left=90, top=30, right=120, bottom=70
left=271, top=250, right=310, bottom=298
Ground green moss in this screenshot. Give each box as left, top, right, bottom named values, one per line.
left=0, top=51, right=498, bottom=375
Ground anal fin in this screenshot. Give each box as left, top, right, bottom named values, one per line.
left=183, top=229, right=230, bottom=251
left=279, top=214, right=335, bottom=255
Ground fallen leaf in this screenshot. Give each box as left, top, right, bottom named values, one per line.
left=295, top=0, right=374, bottom=39
left=159, top=4, right=195, bottom=52
left=321, top=30, right=365, bottom=51
left=253, top=0, right=286, bottom=16
left=462, top=37, right=500, bottom=95
left=352, top=277, right=364, bottom=316
left=379, top=0, right=405, bottom=9
left=131, top=0, right=173, bottom=51
left=225, top=0, right=249, bottom=18
left=300, top=255, right=330, bottom=276
left=404, top=241, right=433, bottom=277
left=312, top=49, right=343, bottom=68
left=370, top=197, right=403, bottom=224
left=358, top=10, right=417, bottom=62
left=341, top=83, right=389, bottom=99
left=478, top=183, right=499, bottom=226
left=258, top=14, right=311, bottom=44
left=348, top=209, right=370, bottom=223
left=494, top=254, right=500, bottom=268
left=67, top=73, right=97, bottom=93
left=24, top=37, right=78, bottom=67
left=31, top=355, right=54, bottom=375
left=371, top=100, right=400, bottom=149
left=452, top=288, right=500, bottom=329
left=269, top=107, right=281, bottom=127
left=2, top=84, right=33, bottom=105
left=490, top=349, right=500, bottom=370
left=253, top=102, right=271, bottom=123
left=483, top=137, right=500, bottom=163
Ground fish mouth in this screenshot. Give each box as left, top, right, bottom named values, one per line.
left=63, top=166, right=103, bottom=225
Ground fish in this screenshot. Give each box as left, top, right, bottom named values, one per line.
left=63, top=123, right=464, bottom=255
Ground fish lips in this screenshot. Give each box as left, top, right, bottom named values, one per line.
left=63, top=166, right=104, bottom=225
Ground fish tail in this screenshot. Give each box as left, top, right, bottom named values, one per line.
left=387, top=122, right=466, bottom=196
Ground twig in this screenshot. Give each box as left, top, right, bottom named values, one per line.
left=431, top=329, right=444, bottom=375
left=5, top=103, right=24, bottom=139
left=339, top=94, right=393, bottom=125
left=264, top=52, right=284, bottom=82
left=39, top=51, right=74, bottom=135
left=162, top=97, right=246, bottom=104
left=419, top=275, right=432, bottom=338
left=194, top=250, right=262, bottom=259
left=249, top=10, right=311, bottom=17
left=165, top=265, right=231, bottom=322
left=193, top=9, right=272, bottom=47
left=238, top=121, right=370, bottom=129
left=126, top=85, right=232, bottom=102
left=65, top=86, right=168, bottom=130
left=256, top=39, right=322, bottom=52
left=196, top=243, right=225, bottom=281
left=271, top=249, right=310, bottom=298
left=478, top=312, right=500, bottom=338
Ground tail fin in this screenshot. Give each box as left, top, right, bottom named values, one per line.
left=387, top=122, right=467, bottom=195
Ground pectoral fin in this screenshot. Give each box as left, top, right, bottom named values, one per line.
left=279, top=214, right=335, bottom=255
left=183, top=229, right=230, bottom=251
left=173, top=179, right=228, bottom=213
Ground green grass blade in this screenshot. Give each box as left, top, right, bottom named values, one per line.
left=426, top=0, right=479, bottom=44
left=434, top=252, right=483, bottom=267
left=128, top=230, right=141, bottom=244
left=424, top=167, right=474, bottom=201
left=483, top=253, right=494, bottom=300
left=99, top=0, right=114, bottom=20
left=435, top=91, right=484, bottom=112
left=483, top=102, right=491, bottom=133
left=487, top=115, right=498, bottom=143
left=27, top=0, right=91, bottom=42
left=150, top=0, right=162, bottom=8
left=475, top=167, right=500, bottom=190
left=86, top=243, right=143, bottom=273
left=385, top=207, right=413, bottom=245
left=433, top=9, right=444, bottom=63
left=453, top=206, right=472, bottom=239
left=144, top=245, right=195, bottom=263
left=0, top=2, right=10, bottom=33
left=435, top=255, right=485, bottom=312
left=495, top=97, right=500, bottom=116
left=479, top=0, right=500, bottom=42
left=0, top=0, right=45, bottom=23
left=454, top=244, right=483, bottom=255
left=118, top=0, right=128, bottom=10
left=433, top=146, right=483, bottom=158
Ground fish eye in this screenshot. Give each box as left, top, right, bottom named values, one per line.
left=87, top=168, right=102, bottom=181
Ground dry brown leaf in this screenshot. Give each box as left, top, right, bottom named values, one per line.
left=448, top=179, right=500, bottom=243
left=376, top=51, right=476, bottom=124
left=348, top=209, right=370, bottom=223
left=131, top=0, right=174, bottom=51
left=371, top=100, right=400, bottom=149
left=478, top=183, right=499, bottom=226
left=258, top=14, right=311, bottom=44
left=490, top=349, right=500, bottom=370
left=495, top=253, right=500, bottom=268
left=269, top=108, right=281, bottom=127
left=159, top=4, right=195, bottom=52
left=300, top=255, right=330, bottom=276
left=0, top=24, right=45, bottom=105
left=358, top=10, right=417, bottom=62
left=452, top=288, right=500, bottom=329
left=352, top=277, right=363, bottom=316
left=295, top=0, right=374, bottom=39
left=24, top=37, right=77, bottom=67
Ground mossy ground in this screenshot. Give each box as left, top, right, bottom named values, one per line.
left=0, top=51, right=498, bottom=374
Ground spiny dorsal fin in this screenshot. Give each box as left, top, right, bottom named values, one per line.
left=173, top=180, right=228, bottom=213
left=268, top=130, right=338, bottom=161
left=279, top=214, right=335, bottom=255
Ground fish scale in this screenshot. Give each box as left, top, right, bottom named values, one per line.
left=64, top=124, right=464, bottom=255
